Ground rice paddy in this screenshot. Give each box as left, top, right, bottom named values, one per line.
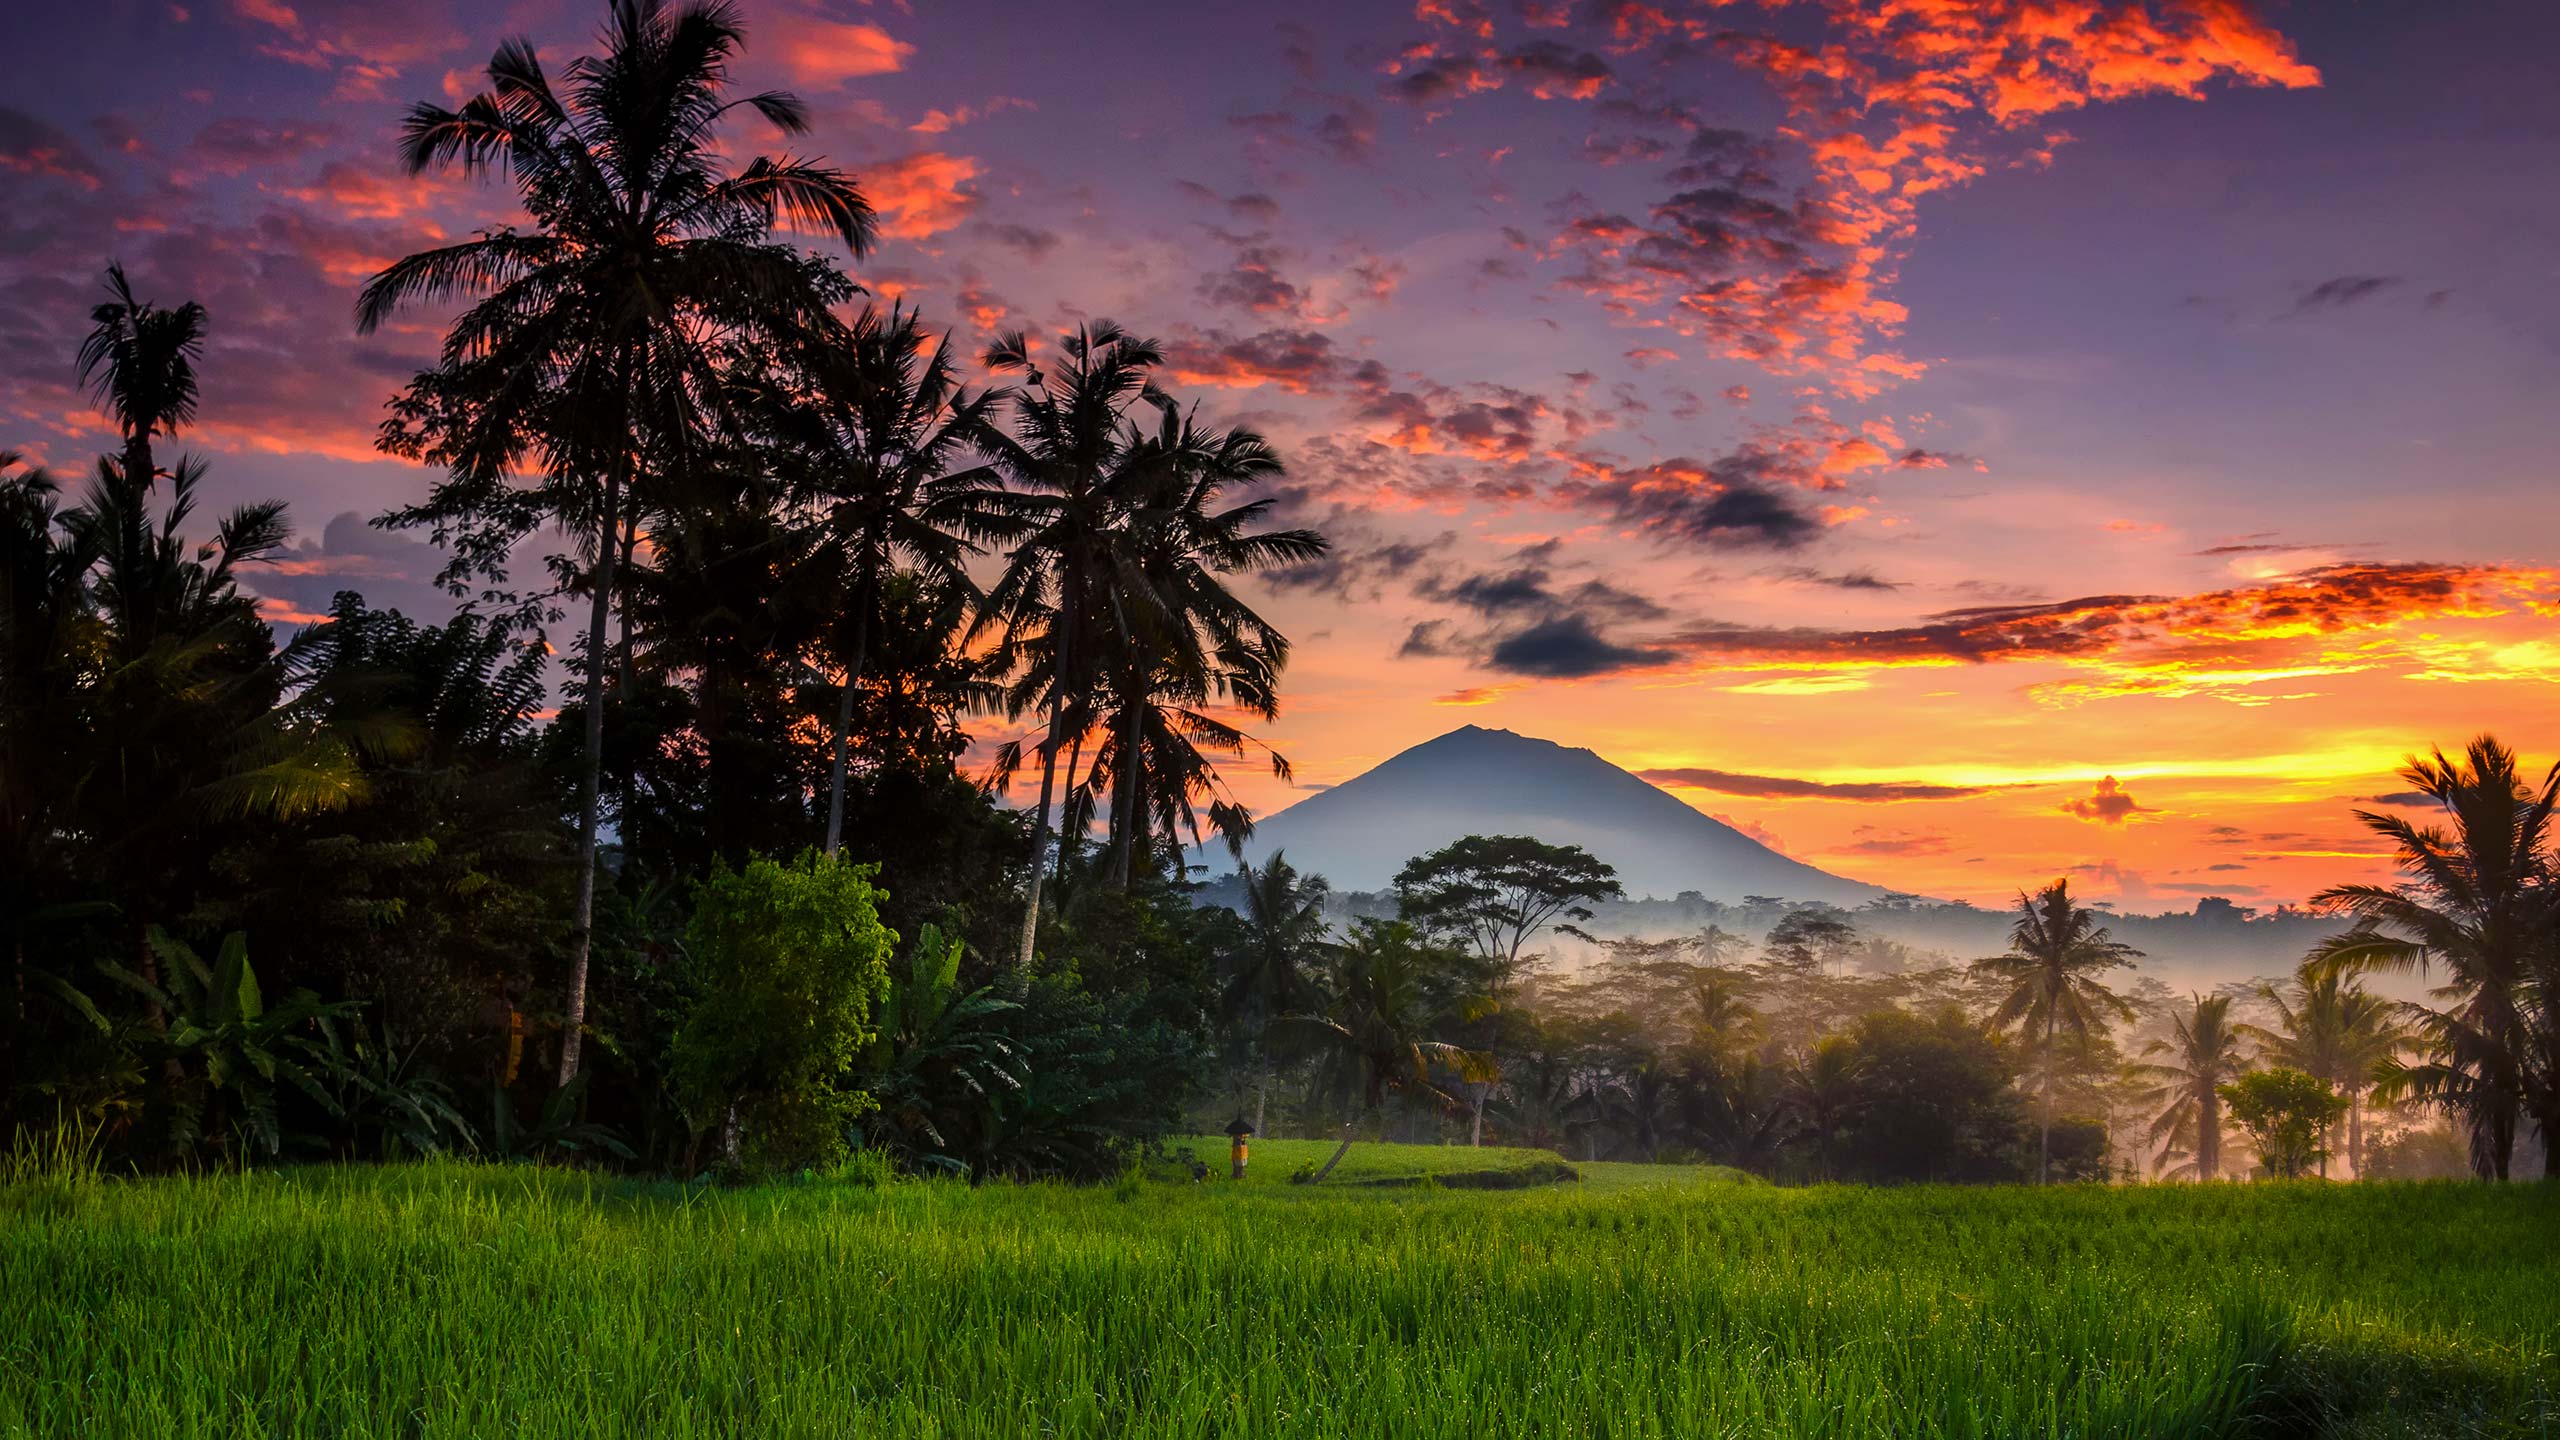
left=2, top=1150, right=2551, bottom=1439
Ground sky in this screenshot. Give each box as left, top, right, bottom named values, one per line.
left=4, top=0, right=2557, bottom=912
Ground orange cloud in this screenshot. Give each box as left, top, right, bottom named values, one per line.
left=2061, top=775, right=2150, bottom=823
left=768, top=14, right=913, bottom=86
left=861, top=151, right=979, bottom=239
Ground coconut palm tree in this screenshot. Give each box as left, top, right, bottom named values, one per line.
left=1090, top=411, right=1321, bottom=885
left=77, top=263, right=205, bottom=495
left=360, top=0, right=872, bottom=1083
left=751, top=305, right=1010, bottom=856
left=2136, top=993, right=2250, bottom=1181
left=1972, top=880, right=2140, bottom=1182
left=2240, top=972, right=2408, bottom=1177
left=1787, top=1034, right=1868, bottom=1180
left=1219, top=850, right=1332, bottom=1133
left=2305, top=736, right=2556, bottom=1179
left=968, top=323, right=1172, bottom=967
left=1276, top=919, right=1473, bottom=1176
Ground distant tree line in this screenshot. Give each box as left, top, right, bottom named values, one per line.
left=1211, top=752, right=2559, bottom=1183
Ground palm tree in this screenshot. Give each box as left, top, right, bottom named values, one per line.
left=1787, top=1034, right=1867, bottom=1180
left=753, top=305, right=1009, bottom=856
left=2305, top=736, right=2555, bottom=1179
left=2240, top=972, right=2407, bottom=1177
left=2136, top=993, right=2250, bottom=1180
left=1220, top=851, right=1332, bottom=1133
left=969, top=323, right=1172, bottom=967
left=360, top=0, right=872, bottom=1083
left=1277, top=919, right=1472, bottom=1174
left=77, top=263, right=205, bottom=495
left=1064, top=638, right=1287, bottom=882
left=1972, top=880, right=2140, bottom=1182
left=1088, top=411, right=1321, bottom=885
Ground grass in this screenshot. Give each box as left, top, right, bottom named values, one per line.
left=1, top=1157, right=2552, bottom=1438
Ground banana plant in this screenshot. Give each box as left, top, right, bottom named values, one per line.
left=857, top=922, right=1023, bottom=1171
left=98, top=928, right=355, bottom=1158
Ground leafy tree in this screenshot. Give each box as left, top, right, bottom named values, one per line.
left=1395, top=835, right=1623, bottom=982
left=2221, top=1067, right=2348, bottom=1180
left=1973, top=880, right=2139, bottom=1183
left=1834, top=1007, right=2031, bottom=1184
left=2306, top=736, right=2555, bottom=1178
left=1397, top=835, right=1621, bottom=1145
left=364, top=0, right=872, bottom=1084
left=2136, top=993, right=2250, bottom=1181
left=671, top=851, right=893, bottom=1174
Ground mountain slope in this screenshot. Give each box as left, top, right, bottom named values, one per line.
left=1214, top=726, right=1885, bottom=904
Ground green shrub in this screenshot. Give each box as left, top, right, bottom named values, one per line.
left=671, top=850, right=894, bottom=1175
left=2222, top=1067, right=2350, bottom=1180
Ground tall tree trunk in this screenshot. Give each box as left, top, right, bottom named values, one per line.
left=2038, top=1008, right=2055, bottom=1185
left=1468, top=1082, right=1487, bottom=1147
left=2346, top=1090, right=2362, bottom=1178
left=2200, top=1085, right=2220, bottom=1182
left=1055, top=732, right=1085, bottom=881
left=615, top=514, right=639, bottom=852
left=1012, top=693, right=1063, bottom=973
left=1107, top=704, right=1139, bottom=889
left=822, top=600, right=871, bottom=858
left=557, top=455, right=623, bottom=1088
left=1254, top=1064, right=1269, bottom=1137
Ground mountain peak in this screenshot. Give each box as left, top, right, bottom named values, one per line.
left=1215, top=728, right=1882, bottom=904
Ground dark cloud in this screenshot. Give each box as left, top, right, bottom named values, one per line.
left=1199, top=244, right=1308, bottom=316
left=1559, top=456, right=1821, bottom=549
left=1266, top=535, right=1440, bottom=601
left=974, top=222, right=1057, bottom=261
left=1500, top=41, right=1611, bottom=99
left=1772, top=566, right=1903, bottom=591
left=0, top=106, right=102, bottom=188
left=1484, top=613, right=1672, bottom=678
left=2292, top=274, right=2402, bottom=312
left=1639, top=768, right=2007, bottom=802
left=2362, top=790, right=2435, bottom=807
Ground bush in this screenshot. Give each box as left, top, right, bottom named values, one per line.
left=671, top=851, right=894, bottom=1175
left=2221, top=1067, right=2348, bottom=1180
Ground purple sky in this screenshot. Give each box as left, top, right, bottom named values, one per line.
left=5, top=0, right=2557, bottom=905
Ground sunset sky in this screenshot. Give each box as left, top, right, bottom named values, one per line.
left=4, top=0, right=2556, bottom=911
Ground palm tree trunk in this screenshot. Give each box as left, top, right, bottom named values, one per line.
left=556, top=454, right=623, bottom=1088
left=2039, top=1008, right=2055, bottom=1185
left=1468, top=1082, right=1487, bottom=1147
left=2346, top=1091, right=2362, bottom=1178
left=1254, top=1064, right=1269, bottom=1137
left=1108, top=705, right=1139, bottom=889
left=1309, top=1120, right=1355, bottom=1183
left=1012, top=693, right=1063, bottom=973
left=615, top=513, right=639, bottom=849
left=2200, top=1085, right=2220, bottom=1182
left=1055, top=732, right=1085, bottom=881
left=822, top=609, right=870, bottom=858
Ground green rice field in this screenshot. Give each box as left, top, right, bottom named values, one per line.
left=2, top=1147, right=2552, bottom=1438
